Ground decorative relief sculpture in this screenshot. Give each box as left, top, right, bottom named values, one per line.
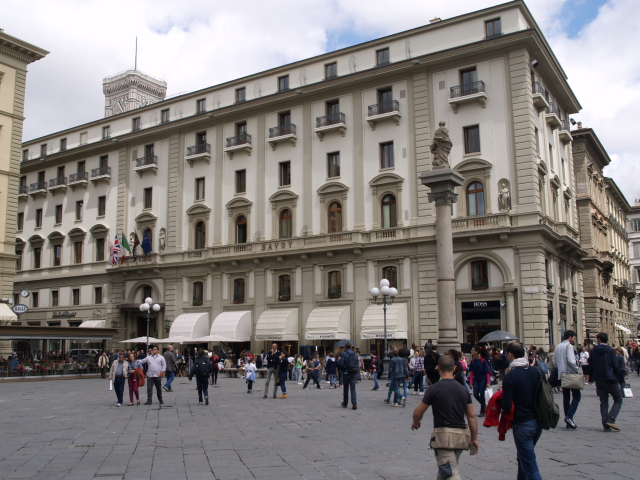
left=299, top=69, right=307, bottom=86
left=159, top=228, right=166, bottom=252
left=430, top=121, right=452, bottom=169
left=498, top=182, right=511, bottom=212
left=405, top=41, right=411, bottom=58
left=349, top=55, right=357, bottom=73
left=174, top=104, right=183, bottom=119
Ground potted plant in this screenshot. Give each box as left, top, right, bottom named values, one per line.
left=572, top=291, right=577, bottom=298
left=546, top=282, right=553, bottom=290
left=560, top=287, right=566, bottom=294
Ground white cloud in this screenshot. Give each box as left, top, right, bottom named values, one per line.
left=3, top=0, right=637, bottom=201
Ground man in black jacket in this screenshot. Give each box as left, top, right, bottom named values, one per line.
left=263, top=343, right=281, bottom=399
left=189, top=349, right=211, bottom=406
left=588, top=332, right=623, bottom=431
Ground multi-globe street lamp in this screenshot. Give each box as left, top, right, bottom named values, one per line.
left=139, top=297, right=161, bottom=352
left=370, top=279, right=398, bottom=380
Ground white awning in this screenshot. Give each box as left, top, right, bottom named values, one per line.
left=255, top=308, right=299, bottom=341
left=0, top=304, right=18, bottom=322
left=167, top=312, right=210, bottom=340
left=615, top=323, right=632, bottom=334
left=80, top=320, right=106, bottom=328
left=305, top=305, right=351, bottom=340
left=120, top=336, right=160, bottom=344
left=360, top=303, right=408, bottom=339
left=196, top=311, right=252, bottom=342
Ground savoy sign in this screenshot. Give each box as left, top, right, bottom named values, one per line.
left=12, top=304, right=29, bottom=315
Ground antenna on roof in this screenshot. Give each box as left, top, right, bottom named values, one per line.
left=135, top=36, right=138, bottom=71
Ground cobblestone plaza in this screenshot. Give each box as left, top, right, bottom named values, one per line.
left=0, top=374, right=638, bottom=480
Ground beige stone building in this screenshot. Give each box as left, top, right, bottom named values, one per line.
left=15, top=1, right=587, bottom=355
left=628, top=202, right=640, bottom=339
left=0, top=29, right=47, bottom=351
left=572, top=127, right=634, bottom=345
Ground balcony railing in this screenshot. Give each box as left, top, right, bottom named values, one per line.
left=560, top=120, right=571, bottom=132
left=233, top=294, right=245, bottom=304
left=49, top=177, right=67, bottom=188
left=472, top=279, right=489, bottom=290
left=226, top=134, right=251, bottom=148
left=278, top=292, right=291, bottom=302
left=484, top=32, right=503, bottom=40
left=316, top=113, right=345, bottom=128
left=69, top=172, right=88, bottom=183
left=450, top=81, right=485, bottom=98
left=328, top=286, right=342, bottom=298
left=91, top=166, right=111, bottom=178
left=532, top=82, right=548, bottom=100
left=269, top=124, right=296, bottom=138
left=30, top=182, right=47, bottom=192
left=136, top=155, right=158, bottom=168
left=546, top=102, right=561, bottom=117
left=192, top=298, right=203, bottom=306
left=368, top=100, right=400, bottom=117
left=18, top=185, right=29, bottom=195
left=132, top=125, right=141, bottom=132
left=187, top=143, right=211, bottom=156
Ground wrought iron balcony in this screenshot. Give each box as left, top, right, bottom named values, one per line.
left=547, top=103, right=560, bottom=117
left=69, top=171, right=88, bottom=184
left=368, top=100, right=399, bottom=117
left=187, top=143, right=211, bottom=156
left=450, top=81, right=485, bottom=99
left=484, top=32, right=503, bottom=40
left=18, top=185, right=29, bottom=196
left=532, top=82, right=550, bottom=110
left=316, top=113, right=345, bottom=128
left=533, top=82, right=548, bottom=99
left=30, top=181, right=47, bottom=192
left=233, top=294, right=245, bottom=304
left=559, top=120, right=572, bottom=143
left=328, top=286, right=342, bottom=298
left=136, top=155, right=157, bottom=168
left=269, top=124, right=296, bottom=138
left=226, top=134, right=251, bottom=148
left=545, top=103, right=562, bottom=128
left=49, top=177, right=67, bottom=188
left=91, top=166, right=111, bottom=178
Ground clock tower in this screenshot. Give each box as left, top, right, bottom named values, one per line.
left=103, top=68, right=167, bottom=117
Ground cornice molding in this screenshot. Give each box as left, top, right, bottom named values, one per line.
left=0, top=35, right=48, bottom=64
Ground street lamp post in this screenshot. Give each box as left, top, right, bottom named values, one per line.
left=139, top=297, right=161, bottom=352
left=370, top=279, right=398, bottom=380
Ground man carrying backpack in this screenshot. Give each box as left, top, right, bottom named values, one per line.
left=189, top=349, right=211, bottom=406
left=339, top=342, right=359, bottom=410
left=501, top=342, right=544, bottom=480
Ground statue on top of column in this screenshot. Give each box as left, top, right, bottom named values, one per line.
left=430, top=121, right=452, bottom=170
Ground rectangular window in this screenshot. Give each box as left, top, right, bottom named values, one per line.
left=95, top=287, right=103, bottom=304
left=53, top=244, right=62, bottom=266
left=32, top=292, right=39, bottom=308
left=278, top=75, right=289, bottom=92
left=376, top=48, right=390, bottom=66
left=235, top=122, right=247, bottom=137
left=378, top=87, right=393, bottom=104
left=34, top=248, right=41, bottom=269
left=327, top=152, right=340, bottom=178
left=235, top=170, right=246, bottom=194
left=80, top=132, right=88, bottom=145
left=326, top=99, right=340, bottom=116
left=235, top=87, right=246, bottom=103
left=98, top=196, right=106, bottom=217
left=325, top=62, right=337, bottom=79
left=279, top=161, right=291, bottom=187
left=548, top=143, right=553, bottom=164
left=60, top=138, right=67, bottom=151
left=145, top=144, right=154, bottom=156
left=161, top=109, right=170, bottom=123
left=485, top=18, right=501, bottom=38
left=279, top=111, right=291, bottom=126
left=17, top=212, right=24, bottom=231
left=196, top=98, right=206, bottom=114
left=633, top=242, right=640, bottom=259
left=132, top=117, right=141, bottom=131
left=380, top=142, right=394, bottom=169
left=51, top=290, right=59, bottom=307
left=464, top=126, right=480, bottom=153
left=102, top=126, right=110, bottom=139
left=40, top=144, right=47, bottom=157
left=20, top=176, right=26, bottom=188
left=471, top=261, right=489, bottom=290
left=72, top=289, right=80, bottom=306
left=460, top=67, right=477, bottom=87
left=96, top=238, right=105, bottom=262
left=76, top=201, right=83, bottom=221
left=38, top=171, right=45, bottom=183
left=535, top=127, right=540, bottom=153
left=22, top=149, right=29, bottom=161
left=99, top=155, right=108, bottom=168
left=36, top=208, right=43, bottom=228
left=77, top=160, right=85, bottom=173
left=195, top=178, right=205, bottom=200
left=196, top=131, right=207, bottom=145
left=57, top=166, right=65, bottom=178
left=143, top=187, right=153, bottom=209
left=55, top=205, right=62, bottom=225
left=74, top=241, right=83, bottom=264
left=16, top=251, right=22, bottom=271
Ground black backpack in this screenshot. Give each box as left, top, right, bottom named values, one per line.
left=196, top=357, right=211, bottom=377
left=345, top=351, right=359, bottom=374
left=534, top=366, right=559, bottom=430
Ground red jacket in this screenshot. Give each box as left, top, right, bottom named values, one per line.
left=483, top=389, right=514, bottom=441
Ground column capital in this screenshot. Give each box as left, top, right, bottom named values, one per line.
left=420, top=169, right=464, bottom=206
left=427, top=191, right=459, bottom=206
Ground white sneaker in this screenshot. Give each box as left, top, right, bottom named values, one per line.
left=392, top=403, right=399, bottom=407
left=116, top=403, right=121, bottom=407
left=402, top=397, right=407, bottom=407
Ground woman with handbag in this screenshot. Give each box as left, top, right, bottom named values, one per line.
left=556, top=330, right=583, bottom=429
left=127, top=353, right=143, bottom=406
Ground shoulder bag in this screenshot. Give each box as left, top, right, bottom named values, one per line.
left=560, top=344, right=584, bottom=390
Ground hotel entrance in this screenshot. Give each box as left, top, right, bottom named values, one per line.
left=462, top=301, right=501, bottom=345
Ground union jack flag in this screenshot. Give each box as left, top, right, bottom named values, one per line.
left=111, top=234, right=123, bottom=265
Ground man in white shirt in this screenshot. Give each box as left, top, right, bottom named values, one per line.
left=140, top=345, right=166, bottom=405
left=554, top=330, right=581, bottom=429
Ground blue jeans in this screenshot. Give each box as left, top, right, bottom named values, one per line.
left=562, top=388, right=581, bottom=420
left=343, top=373, right=357, bottom=405
left=512, top=419, right=543, bottom=480
left=473, top=377, right=487, bottom=408
left=339, top=370, right=344, bottom=386
left=411, top=370, right=424, bottom=392
left=196, top=375, right=209, bottom=402
left=279, top=372, right=287, bottom=393
left=372, top=372, right=379, bottom=389
left=328, top=373, right=336, bottom=387
left=114, top=377, right=125, bottom=404
left=164, top=371, right=175, bottom=390
left=392, top=377, right=404, bottom=403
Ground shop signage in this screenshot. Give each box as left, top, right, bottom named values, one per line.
left=461, top=301, right=500, bottom=310
left=361, top=332, right=405, bottom=339
left=306, top=334, right=337, bottom=340
left=12, top=304, right=28, bottom=314
left=261, top=240, right=294, bottom=251
left=52, top=311, right=77, bottom=318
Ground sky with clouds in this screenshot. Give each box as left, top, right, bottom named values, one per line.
left=3, top=0, right=638, bottom=203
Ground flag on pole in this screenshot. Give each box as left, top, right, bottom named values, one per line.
left=121, top=234, right=131, bottom=253
left=141, top=230, right=152, bottom=256
left=132, top=233, right=140, bottom=261
left=112, top=234, right=123, bottom=265
left=108, top=238, right=115, bottom=265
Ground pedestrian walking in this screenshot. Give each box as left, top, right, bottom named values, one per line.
left=633, top=346, right=640, bottom=376
left=163, top=345, right=177, bottom=392
left=243, top=357, right=256, bottom=393
left=108, top=353, right=129, bottom=407
left=588, top=332, right=623, bottom=431
left=468, top=345, right=491, bottom=417
left=139, top=346, right=166, bottom=406
left=425, top=345, right=440, bottom=386
left=127, top=353, right=143, bottom=406
left=339, top=342, right=359, bottom=410
left=303, top=354, right=322, bottom=389
left=188, top=349, right=211, bottom=405
left=385, top=349, right=408, bottom=407
left=554, top=330, right=582, bottom=429
left=501, top=342, right=544, bottom=480
left=294, top=354, right=304, bottom=384
left=325, top=352, right=337, bottom=388
left=356, top=349, right=364, bottom=382
left=263, top=343, right=281, bottom=399
left=578, top=346, right=590, bottom=384
left=615, top=348, right=627, bottom=395
left=411, top=355, right=479, bottom=480
left=98, top=351, right=109, bottom=379
left=370, top=351, right=381, bottom=391
left=277, top=352, right=289, bottom=399
left=410, top=350, right=426, bottom=394
left=209, top=351, right=219, bottom=385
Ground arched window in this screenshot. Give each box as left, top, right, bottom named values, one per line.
left=233, top=278, right=245, bottom=304
left=236, top=215, right=247, bottom=244
left=194, top=221, right=206, bottom=249
left=328, top=202, right=342, bottom=233
left=193, top=282, right=203, bottom=305
left=328, top=271, right=342, bottom=298
left=466, top=182, right=485, bottom=216
left=382, top=266, right=397, bottom=289
left=381, top=194, right=397, bottom=228
left=278, top=275, right=291, bottom=301
left=279, top=209, right=292, bottom=239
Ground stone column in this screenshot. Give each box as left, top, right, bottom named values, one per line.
left=419, top=169, right=463, bottom=351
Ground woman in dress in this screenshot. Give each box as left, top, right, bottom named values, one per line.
left=127, top=353, right=142, bottom=406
